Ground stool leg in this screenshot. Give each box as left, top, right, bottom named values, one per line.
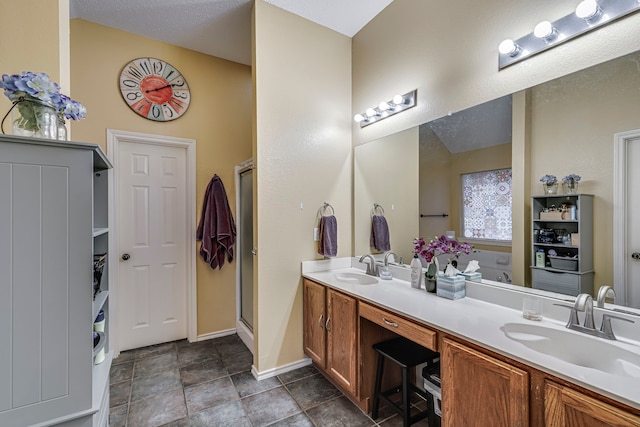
left=371, top=353, right=385, bottom=419
left=402, top=367, right=410, bottom=427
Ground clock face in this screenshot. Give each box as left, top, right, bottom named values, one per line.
left=119, top=57, right=190, bottom=121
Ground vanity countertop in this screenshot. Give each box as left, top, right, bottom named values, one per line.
left=302, top=259, right=640, bottom=410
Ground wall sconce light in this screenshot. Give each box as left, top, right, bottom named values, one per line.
left=353, top=89, right=417, bottom=128
left=498, top=0, right=640, bottom=69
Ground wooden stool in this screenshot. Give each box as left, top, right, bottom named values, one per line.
left=371, top=337, right=440, bottom=427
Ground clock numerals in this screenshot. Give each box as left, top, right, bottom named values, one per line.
left=120, top=58, right=190, bottom=121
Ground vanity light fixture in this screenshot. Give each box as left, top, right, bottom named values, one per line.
left=353, top=89, right=417, bottom=128
left=498, top=0, right=640, bottom=69
left=498, top=39, right=521, bottom=57
left=533, top=21, right=558, bottom=41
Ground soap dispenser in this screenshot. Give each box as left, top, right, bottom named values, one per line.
left=410, top=254, right=422, bottom=289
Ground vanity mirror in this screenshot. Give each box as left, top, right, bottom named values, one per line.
left=354, top=49, right=640, bottom=309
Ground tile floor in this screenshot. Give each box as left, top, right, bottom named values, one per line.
left=109, top=334, right=432, bottom=427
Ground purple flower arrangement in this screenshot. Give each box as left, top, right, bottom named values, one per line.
left=413, top=235, right=473, bottom=264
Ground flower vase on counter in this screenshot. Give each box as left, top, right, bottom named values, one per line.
left=424, top=258, right=439, bottom=293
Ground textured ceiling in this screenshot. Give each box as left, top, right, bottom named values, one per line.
left=70, top=0, right=393, bottom=66
left=420, top=96, right=513, bottom=154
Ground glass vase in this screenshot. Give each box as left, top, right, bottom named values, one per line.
left=9, top=97, right=57, bottom=139
left=562, top=181, right=578, bottom=194
left=543, top=183, right=558, bottom=195
left=57, top=114, right=68, bottom=141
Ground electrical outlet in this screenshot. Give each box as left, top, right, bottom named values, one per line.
left=313, top=227, right=320, bottom=241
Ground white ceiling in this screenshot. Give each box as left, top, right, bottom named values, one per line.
left=70, top=0, right=393, bottom=66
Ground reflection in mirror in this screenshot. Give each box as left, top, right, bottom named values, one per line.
left=354, top=128, right=419, bottom=263
left=353, top=50, right=640, bottom=309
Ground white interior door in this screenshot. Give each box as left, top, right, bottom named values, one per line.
left=117, top=140, right=188, bottom=350
left=625, top=136, right=640, bottom=308
left=614, top=130, right=640, bottom=309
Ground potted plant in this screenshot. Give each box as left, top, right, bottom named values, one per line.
left=540, top=174, right=558, bottom=194
left=562, top=174, right=581, bottom=194
left=414, top=235, right=473, bottom=293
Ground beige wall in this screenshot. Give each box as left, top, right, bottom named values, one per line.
left=528, top=51, right=640, bottom=291
left=0, top=0, right=69, bottom=114
left=353, top=0, right=640, bottom=146
left=253, top=0, right=352, bottom=372
left=354, top=127, right=419, bottom=262
left=70, top=19, right=252, bottom=336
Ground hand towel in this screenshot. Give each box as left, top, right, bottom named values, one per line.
left=196, top=174, right=236, bottom=269
left=318, top=215, right=338, bottom=258
left=370, top=215, right=390, bottom=252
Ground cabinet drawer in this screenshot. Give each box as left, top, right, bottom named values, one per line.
left=359, top=302, right=437, bottom=351
left=532, top=269, right=592, bottom=296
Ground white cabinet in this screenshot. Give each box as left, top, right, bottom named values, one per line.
left=0, top=135, right=112, bottom=427
left=531, top=194, right=593, bottom=296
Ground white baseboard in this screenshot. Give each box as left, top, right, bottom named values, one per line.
left=236, top=320, right=254, bottom=355
left=251, top=357, right=313, bottom=381
left=196, top=328, right=237, bottom=342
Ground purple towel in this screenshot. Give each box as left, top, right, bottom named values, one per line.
left=318, top=215, right=338, bottom=258
left=196, top=174, right=236, bottom=269
left=370, top=215, right=390, bottom=252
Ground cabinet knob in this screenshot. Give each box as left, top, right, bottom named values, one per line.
left=632, top=252, right=640, bottom=261
left=121, top=253, right=131, bottom=261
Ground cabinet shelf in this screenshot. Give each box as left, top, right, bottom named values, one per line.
left=533, top=243, right=578, bottom=249
left=92, top=227, right=108, bottom=238
left=530, top=266, right=594, bottom=275
left=531, top=194, right=593, bottom=296
left=93, top=290, right=109, bottom=320
left=92, top=351, right=113, bottom=410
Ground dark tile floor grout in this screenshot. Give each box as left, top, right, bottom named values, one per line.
left=109, top=334, right=430, bottom=427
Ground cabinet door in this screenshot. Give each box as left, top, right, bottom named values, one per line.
left=303, top=279, right=326, bottom=368
left=545, top=381, right=640, bottom=426
left=0, top=142, right=93, bottom=426
left=442, top=338, right=529, bottom=427
left=326, top=288, right=358, bottom=395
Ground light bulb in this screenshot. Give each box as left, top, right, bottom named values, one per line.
left=576, top=0, right=600, bottom=20
left=378, top=101, right=390, bottom=111
left=534, top=21, right=556, bottom=39
left=498, top=39, right=520, bottom=56
left=366, top=108, right=377, bottom=117
left=354, top=113, right=365, bottom=123
left=392, top=94, right=405, bottom=105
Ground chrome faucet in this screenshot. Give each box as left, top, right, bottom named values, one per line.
left=596, top=285, right=616, bottom=308
left=359, top=254, right=379, bottom=276
left=574, top=293, right=595, bottom=329
left=555, top=292, right=634, bottom=340
left=384, top=251, right=398, bottom=266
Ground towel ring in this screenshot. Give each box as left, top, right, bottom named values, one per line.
left=371, top=203, right=385, bottom=218
left=318, top=201, right=335, bottom=218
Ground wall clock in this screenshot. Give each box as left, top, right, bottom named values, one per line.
left=119, top=57, right=190, bottom=121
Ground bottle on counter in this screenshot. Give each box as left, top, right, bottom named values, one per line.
left=410, top=254, right=423, bottom=289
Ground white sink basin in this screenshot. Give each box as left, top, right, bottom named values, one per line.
left=501, top=322, right=640, bottom=378
left=333, top=272, right=379, bottom=285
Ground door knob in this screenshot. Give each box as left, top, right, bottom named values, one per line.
left=632, top=252, right=640, bottom=260
left=121, top=253, right=131, bottom=261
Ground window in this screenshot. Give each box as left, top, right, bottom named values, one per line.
left=462, top=168, right=512, bottom=242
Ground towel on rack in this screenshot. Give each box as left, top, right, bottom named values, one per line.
left=370, top=215, right=390, bottom=252
left=196, top=174, right=236, bottom=269
left=318, top=215, right=338, bottom=258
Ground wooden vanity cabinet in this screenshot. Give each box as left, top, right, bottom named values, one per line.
left=545, top=381, right=640, bottom=427
left=303, top=279, right=358, bottom=396
left=441, top=338, right=529, bottom=427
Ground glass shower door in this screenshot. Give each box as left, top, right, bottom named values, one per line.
left=239, top=168, right=254, bottom=330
